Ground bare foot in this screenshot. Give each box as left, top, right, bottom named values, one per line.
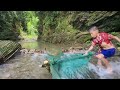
left=97, top=60, right=105, bottom=69
left=107, top=67, right=113, bottom=74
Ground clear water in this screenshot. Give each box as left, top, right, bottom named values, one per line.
left=0, top=40, right=120, bottom=79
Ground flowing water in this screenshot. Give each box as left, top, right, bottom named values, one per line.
left=0, top=40, right=73, bottom=79
left=88, top=56, right=120, bottom=79
left=0, top=40, right=120, bottom=79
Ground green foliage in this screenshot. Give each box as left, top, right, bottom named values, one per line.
left=0, top=11, right=39, bottom=40
left=0, top=11, right=120, bottom=44
left=110, top=32, right=120, bottom=47
left=0, top=11, right=19, bottom=40
left=26, top=12, right=39, bottom=36
left=37, top=11, right=79, bottom=43
left=75, top=34, right=91, bottom=44
left=37, top=11, right=120, bottom=44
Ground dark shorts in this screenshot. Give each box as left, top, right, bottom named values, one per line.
left=96, top=48, right=116, bottom=58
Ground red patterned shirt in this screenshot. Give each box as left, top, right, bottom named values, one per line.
left=92, top=32, right=114, bottom=49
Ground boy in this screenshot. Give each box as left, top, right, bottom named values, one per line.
left=85, top=26, right=120, bottom=73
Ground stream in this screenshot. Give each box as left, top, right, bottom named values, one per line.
left=0, top=40, right=120, bottom=79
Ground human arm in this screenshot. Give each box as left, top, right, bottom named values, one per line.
left=107, top=33, right=120, bottom=42
left=84, top=42, right=95, bottom=55
left=112, top=36, right=120, bottom=42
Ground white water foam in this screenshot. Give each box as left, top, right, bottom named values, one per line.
left=88, top=60, right=120, bottom=79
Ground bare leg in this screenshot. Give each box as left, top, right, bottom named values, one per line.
left=97, top=59, right=102, bottom=66
left=96, top=54, right=113, bottom=74
left=97, top=59, right=106, bottom=69
left=101, top=58, right=112, bottom=74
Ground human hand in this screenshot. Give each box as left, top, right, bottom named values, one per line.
left=84, top=51, right=88, bottom=55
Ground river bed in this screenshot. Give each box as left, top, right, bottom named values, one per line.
left=0, top=40, right=120, bottom=79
